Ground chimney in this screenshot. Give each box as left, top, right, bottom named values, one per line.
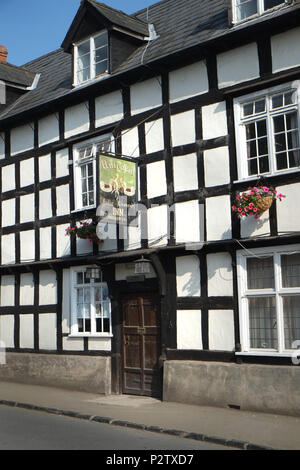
left=0, top=46, right=8, bottom=63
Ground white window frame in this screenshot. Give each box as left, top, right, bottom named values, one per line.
left=237, top=244, right=300, bottom=357
left=69, top=266, right=113, bottom=338
left=73, top=134, right=113, bottom=211
left=73, top=31, right=109, bottom=86
left=232, top=0, right=288, bottom=24
left=234, top=81, right=300, bottom=182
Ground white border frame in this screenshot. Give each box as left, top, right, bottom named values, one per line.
left=236, top=243, right=300, bottom=356
left=232, top=0, right=288, bottom=24
left=234, top=80, right=300, bottom=181
left=69, top=265, right=113, bottom=338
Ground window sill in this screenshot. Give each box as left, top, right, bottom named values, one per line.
left=72, top=73, right=110, bottom=90
left=236, top=351, right=299, bottom=357
left=71, top=206, right=96, bottom=214
left=233, top=167, right=300, bottom=185
left=68, top=334, right=113, bottom=339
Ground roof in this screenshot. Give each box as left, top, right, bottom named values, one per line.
left=0, top=62, right=36, bottom=88
left=88, top=0, right=150, bottom=36
left=0, top=0, right=299, bottom=123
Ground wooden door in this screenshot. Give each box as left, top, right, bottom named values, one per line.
left=122, top=294, right=161, bottom=398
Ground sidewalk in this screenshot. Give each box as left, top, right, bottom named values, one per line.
left=0, top=380, right=299, bottom=450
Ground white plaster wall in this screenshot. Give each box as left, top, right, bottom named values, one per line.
left=62, top=268, right=71, bottom=334
left=176, top=255, right=201, bottom=297
left=39, top=188, right=52, bottom=220
left=204, top=146, right=230, bottom=187
left=206, top=195, right=232, bottom=241
left=20, top=158, right=34, bottom=187
left=38, top=114, right=59, bottom=147
left=88, top=338, right=111, bottom=351
left=241, top=210, right=270, bottom=238
left=1, top=234, right=15, bottom=265
left=207, top=252, right=233, bottom=297
left=171, top=110, right=195, bottom=147
left=11, top=123, right=34, bottom=156
left=20, top=193, right=35, bottom=223
left=98, top=222, right=118, bottom=253
left=175, top=200, right=200, bottom=244
left=56, top=185, right=70, bottom=216
left=173, top=153, right=198, bottom=192
left=20, top=273, right=34, bottom=305
left=209, top=310, right=235, bottom=351
left=0, top=315, right=14, bottom=348
left=147, top=204, right=168, bottom=247
left=177, top=310, right=202, bottom=350
left=56, top=148, right=69, bottom=178
left=2, top=164, right=15, bottom=192
left=277, top=183, right=300, bottom=233
left=130, top=77, right=162, bottom=115
left=56, top=224, right=71, bottom=257
left=271, top=27, right=300, bottom=73
left=65, top=102, right=90, bottom=139
left=202, top=101, right=228, bottom=140
left=121, top=127, right=139, bottom=158
left=19, top=314, right=34, bottom=349
left=95, top=90, right=123, bottom=127
left=20, top=230, right=35, bottom=262
left=39, top=313, right=57, bottom=350
left=39, top=154, right=51, bottom=182
left=217, top=43, right=259, bottom=89
left=124, top=215, right=142, bottom=252
left=2, top=199, right=15, bottom=227
left=0, top=133, right=4, bottom=159
left=40, top=227, right=52, bottom=260
left=145, top=119, right=165, bottom=154
left=39, top=270, right=57, bottom=305
left=63, top=337, right=84, bottom=351
left=0, top=276, right=15, bottom=306
left=169, top=61, right=209, bottom=103
left=76, top=237, right=93, bottom=255
left=146, top=160, right=167, bottom=199
left=115, top=262, right=157, bottom=281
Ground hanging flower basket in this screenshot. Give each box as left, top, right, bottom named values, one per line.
left=65, top=221, right=102, bottom=245
left=232, top=186, right=285, bottom=219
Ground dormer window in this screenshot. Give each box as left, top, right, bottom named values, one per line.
left=74, top=31, right=108, bottom=86
left=233, top=0, right=287, bottom=23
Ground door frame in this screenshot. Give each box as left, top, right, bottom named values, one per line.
left=120, top=292, right=162, bottom=398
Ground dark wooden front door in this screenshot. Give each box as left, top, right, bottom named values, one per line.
left=122, top=293, right=161, bottom=398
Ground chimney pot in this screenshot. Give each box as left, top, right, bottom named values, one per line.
left=0, top=46, right=8, bottom=63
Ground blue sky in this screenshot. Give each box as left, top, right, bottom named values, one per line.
left=1, top=0, right=155, bottom=66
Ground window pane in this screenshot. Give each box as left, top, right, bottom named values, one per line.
left=236, top=0, right=257, bottom=20
left=264, top=0, right=284, bottom=10
left=95, top=47, right=107, bottom=63
left=243, top=102, right=253, bottom=117
left=273, top=115, right=285, bottom=133
left=77, top=273, right=83, bottom=284
left=284, top=91, right=297, bottom=106
left=276, top=153, right=288, bottom=171
left=288, top=150, right=300, bottom=168
left=286, top=112, right=298, bottom=131
left=247, top=257, right=275, bottom=289
left=96, top=60, right=108, bottom=76
left=281, top=254, right=300, bottom=288
left=248, top=158, right=258, bottom=175
left=255, top=99, right=266, bottom=114
left=258, top=155, right=269, bottom=173
left=78, top=40, right=90, bottom=56
left=272, top=93, right=284, bottom=109
left=94, top=33, right=107, bottom=49
left=283, top=296, right=300, bottom=349
left=248, top=297, right=277, bottom=349
left=256, top=120, right=267, bottom=137
left=246, top=122, right=256, bottom=139
left=77, top=53, right=90, bottom=71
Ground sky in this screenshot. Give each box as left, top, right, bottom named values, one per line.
left=0, top=0, right=156, bottom=66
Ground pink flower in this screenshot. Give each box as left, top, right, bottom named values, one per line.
left=238, top=208, right=242, bottom=213
left=253, top=208, right=258, bottom=212
left=253, top=187, right=258, bottom=191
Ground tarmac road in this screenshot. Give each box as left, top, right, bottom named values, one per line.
left=0, top=405, right=236, bottom=451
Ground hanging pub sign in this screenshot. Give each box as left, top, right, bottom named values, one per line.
left=98, top=154, right=137, bottom=225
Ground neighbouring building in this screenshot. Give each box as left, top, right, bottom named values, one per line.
left=0, top=0, right=300, bottom=415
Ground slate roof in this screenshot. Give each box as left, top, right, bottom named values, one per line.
left=89, top=0, right=150, bottom=36
left=0, top=62, right=36, bottom=88
left=0, top=0, right=299, bottom=122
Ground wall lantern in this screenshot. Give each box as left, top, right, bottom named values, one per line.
left=86, top=267, right=102, bottom=280
left=134, top=256, right=152, bottom=274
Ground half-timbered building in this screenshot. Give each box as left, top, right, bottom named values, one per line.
left=0, top=0, right=300, bottom=415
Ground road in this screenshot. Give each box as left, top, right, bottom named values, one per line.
left=0, top=405, right=235, bottom=450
